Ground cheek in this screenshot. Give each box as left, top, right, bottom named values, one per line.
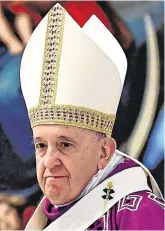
left=36, top=157, right=45, bottom=186
left=71, top=149, right=95, bottom=179
left=80, top=148, right=98, bottom=174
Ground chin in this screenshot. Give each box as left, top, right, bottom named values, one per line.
left=49, top=196, right=69, bottom=206
left=44, top=184, right=81, bottom=205
left=46, top=190, right=69, bottom=205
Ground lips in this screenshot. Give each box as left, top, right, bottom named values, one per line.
left=46, top=176, right=66, bottom=179
left=45, top=176, right=67, bottom=185
left=45, top=176, right=67, bottom=182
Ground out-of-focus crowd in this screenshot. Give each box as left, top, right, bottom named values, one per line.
left=0, top=1, right=164, bottom=229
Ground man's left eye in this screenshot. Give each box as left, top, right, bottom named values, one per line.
left=61, top=142, right=72, bottom=148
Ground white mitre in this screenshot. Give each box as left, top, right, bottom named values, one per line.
left=20, top=3, right=127, bottom=136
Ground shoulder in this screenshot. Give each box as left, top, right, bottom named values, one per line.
left=115, top=190, right=164, bottom=230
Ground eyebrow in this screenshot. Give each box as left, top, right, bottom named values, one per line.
left=33, top=137, right=42, bottom=143
left=58, top=136, right=77, bottom=144
left=33, top=136, right=77, bottom=144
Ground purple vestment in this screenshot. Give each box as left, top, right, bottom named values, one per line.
left=43, top=158, right=164, bottom=230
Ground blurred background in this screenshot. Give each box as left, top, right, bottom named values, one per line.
left=0, top=1, right=164, bottom=229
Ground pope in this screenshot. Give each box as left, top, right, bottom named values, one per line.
left=20, top=3, right=164, bottom=230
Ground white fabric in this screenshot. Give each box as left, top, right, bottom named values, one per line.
left=82, top=15, right=127, bottom=88
left=56, top=12, right=120, bottom=114
left=116, top=150, right=163, bottom=199
left=20, top=14, right=47, bottom=109
left=20, top=3, right=127, bottom=116
left=44, top=167, right=151, bottom=231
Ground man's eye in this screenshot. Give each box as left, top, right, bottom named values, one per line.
left=61, top=142, right=72, bottom=148
left=35, top=143, right=45, bottom=149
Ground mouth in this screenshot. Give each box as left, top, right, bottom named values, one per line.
left=45, top=176, right=67, bottom=180
left=45, top=176, right=67, bottom=185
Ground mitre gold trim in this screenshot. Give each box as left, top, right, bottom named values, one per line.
left=29, top=105, right=116, bottom=136
left=39, top=4, right=65, bottom=107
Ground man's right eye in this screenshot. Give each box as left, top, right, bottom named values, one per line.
left=35, top=143, right=46, bottom=149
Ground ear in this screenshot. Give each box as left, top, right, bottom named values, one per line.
left=97, top=137, right=116, bottom=170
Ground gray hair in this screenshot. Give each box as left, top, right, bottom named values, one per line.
left=93, top=131, right=106, bottom=142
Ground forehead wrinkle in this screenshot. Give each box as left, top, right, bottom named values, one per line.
left=33, top=128, right=82, bottom=145
left=33, top=130, right=53, bottom=143
left=33, top=125, right=96, bottom=145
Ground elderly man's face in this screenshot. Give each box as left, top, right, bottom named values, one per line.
left=33, top=125, right=115, bottom=205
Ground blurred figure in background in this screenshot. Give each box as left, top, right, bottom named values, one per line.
left=0, top=193, right=36, bottom=230
left=0, top=2, right=31, bottom=55
left=0, top=1, right=55, bottom=55
left=0, top=194, right=23, bottom=230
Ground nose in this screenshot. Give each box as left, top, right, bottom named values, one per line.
left=43, top=149, right=62, bottom=169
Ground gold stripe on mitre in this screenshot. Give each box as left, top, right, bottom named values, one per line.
left=39, top=4, right=65, bottom=107
left=28, top=4, right=116, bottom=136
